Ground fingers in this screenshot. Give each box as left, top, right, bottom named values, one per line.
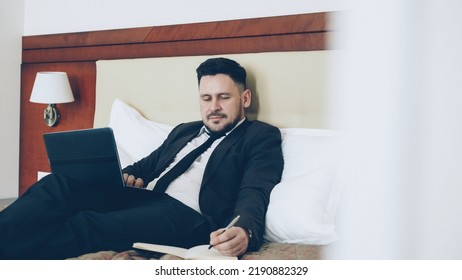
left=209, top=227, right=249, bottom=257
left=210, top=228, right=225, bottom=240
left=123, top=173, right=144, bottom=188
left=134, top=177, right=144, bottom=188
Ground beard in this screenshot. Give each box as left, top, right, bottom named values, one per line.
left=204, top=99, right=245, bottom=135
left=205, top=112, right=243, bottom=135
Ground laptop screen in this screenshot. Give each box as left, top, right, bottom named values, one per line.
left=43, top=127, right=125, bottom=189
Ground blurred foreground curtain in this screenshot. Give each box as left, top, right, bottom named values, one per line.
left=327, top=0, right=462, bottom=259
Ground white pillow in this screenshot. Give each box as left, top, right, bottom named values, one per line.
left=108, top=99, right=173, bottom=168
left=264, top=128, right=343, bottom=245
left=108, top=99, right=343, bottom=245
left=279, top=128, right=339, bottom=180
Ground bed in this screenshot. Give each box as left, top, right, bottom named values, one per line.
left=14, top=12, right=343, bottom=259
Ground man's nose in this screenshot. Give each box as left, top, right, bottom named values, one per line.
left=210, top=99, right=221, bottom=112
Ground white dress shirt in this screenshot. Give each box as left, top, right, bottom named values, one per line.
left=146, top=118, right=245, bottom=213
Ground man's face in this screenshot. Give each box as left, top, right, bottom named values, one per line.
left=199, top=74, right=251, bottom=134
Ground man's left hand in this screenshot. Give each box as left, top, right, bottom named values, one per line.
left=209, top=226, right=249, bottom=257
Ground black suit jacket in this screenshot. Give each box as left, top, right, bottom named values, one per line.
left=122, top=119, right=284, bottom=250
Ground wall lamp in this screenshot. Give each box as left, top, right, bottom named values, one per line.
left=30, top=72, right=75, bottom=127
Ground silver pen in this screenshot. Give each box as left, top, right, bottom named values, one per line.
left=208, top=215, right=240, bottom=249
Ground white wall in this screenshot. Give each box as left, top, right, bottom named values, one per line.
left=24, top=0, right=343, bottom=35
left=0, top=0, right=24, bottom=199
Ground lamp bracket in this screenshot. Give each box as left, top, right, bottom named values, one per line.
left=43, top=104, right=60, bottom=127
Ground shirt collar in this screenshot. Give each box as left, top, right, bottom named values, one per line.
left=199, top=117, right=246, bottom=137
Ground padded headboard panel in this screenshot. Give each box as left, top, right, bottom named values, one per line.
left=95, top=51, right=330, bottom=129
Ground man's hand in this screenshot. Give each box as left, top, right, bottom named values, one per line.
left=123, top=173, right=144, bottom=188
left=209, top=226, right=249, bottom=257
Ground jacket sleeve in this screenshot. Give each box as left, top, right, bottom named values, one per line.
left=233, top=123, right=284, bottom=251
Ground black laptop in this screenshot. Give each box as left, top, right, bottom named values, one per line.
left=43, top=127, right=126, bottom=188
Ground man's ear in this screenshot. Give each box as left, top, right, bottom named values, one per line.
left=243, top=89, right=252, bottom=108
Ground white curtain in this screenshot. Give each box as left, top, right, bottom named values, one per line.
left=327, top=0, right=462, bottom=259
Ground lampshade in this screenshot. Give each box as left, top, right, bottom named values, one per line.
left=30, top=72, right=75, bottom=104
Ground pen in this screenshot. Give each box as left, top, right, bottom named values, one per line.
left=208, top=215, right=240, bottom=250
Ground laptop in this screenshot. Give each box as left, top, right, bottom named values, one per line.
left=43, top=127, right=126, bottom=188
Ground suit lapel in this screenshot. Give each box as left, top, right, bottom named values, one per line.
left=201, top=119, right=250, bottom=187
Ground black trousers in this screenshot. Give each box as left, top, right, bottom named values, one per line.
left=0, top=174, right=210, bottom=259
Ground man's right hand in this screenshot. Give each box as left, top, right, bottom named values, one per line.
left=123, top=173, right=144, bottom=188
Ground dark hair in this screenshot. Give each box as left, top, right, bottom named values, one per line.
left=196, top=57, right=247, bottom=90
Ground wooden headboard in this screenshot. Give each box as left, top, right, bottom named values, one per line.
left=20, top=12, right=333, bottom=195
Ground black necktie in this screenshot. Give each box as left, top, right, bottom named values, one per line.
left=153, top=131, right=223, bottom=193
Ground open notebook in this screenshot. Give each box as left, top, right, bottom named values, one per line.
left=133, top=242, right=237, bottom=260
